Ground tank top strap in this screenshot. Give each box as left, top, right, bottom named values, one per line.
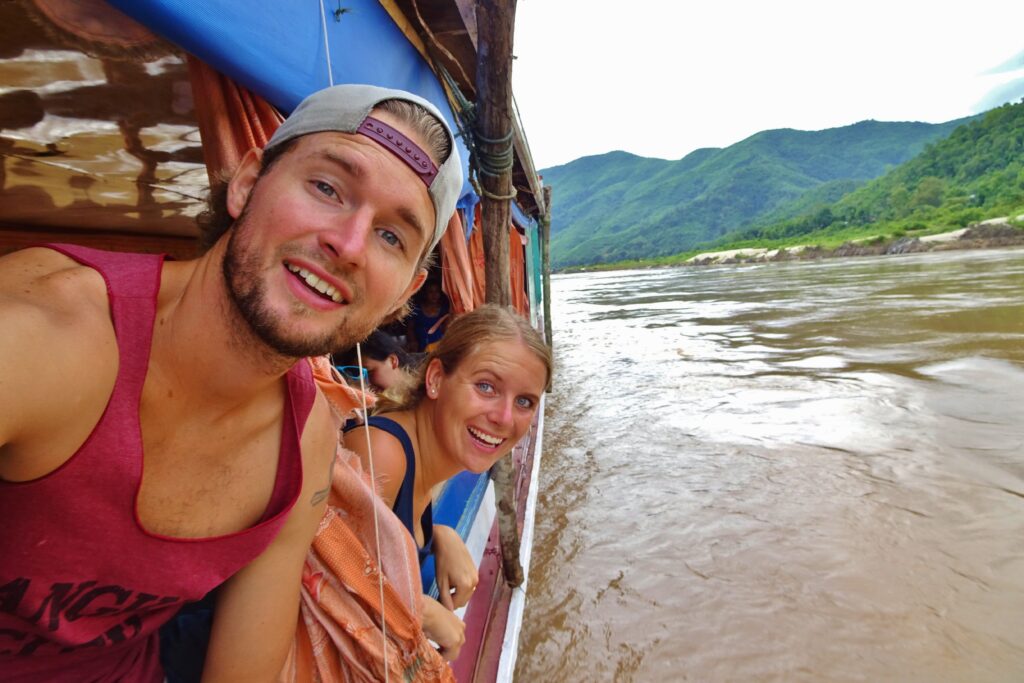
left=45, top=244, right=163, bottom=395
left=357, top=416, right=417, bottom=535
left=352, top=416, right=435, bottom=562
left=258, top=359, right=317, bottom=522
left=418, top=500, right=434, bottom=565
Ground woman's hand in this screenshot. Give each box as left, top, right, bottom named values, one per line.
left=432, top=524, right=479, bottom=610
left=421, top=595, right=466, bottom=661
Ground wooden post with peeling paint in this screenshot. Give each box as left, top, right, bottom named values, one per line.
left=476, top=0, right=523, bottom=587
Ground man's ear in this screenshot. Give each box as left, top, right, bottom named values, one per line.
left=389, top=268, right=428, bottom=317
left=226, top=147, right=264, bottom=219
left=408, top=268, right=429, bottom=298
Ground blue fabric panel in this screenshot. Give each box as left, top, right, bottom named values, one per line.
left=421, top=471, right=490, bottom=597
left=529, top=223, right=543, bottom=311
left=457, top=195, right=479, bottom=240
left=108, top=0, right=474, bottom=202
left=511, top=201, right=534, bottom=231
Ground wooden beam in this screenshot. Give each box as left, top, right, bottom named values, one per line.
left=512, top=107, right=545, bottom=217
left=392, top=0, right=479, bottom=97
left=476, top=0, right=516, bottom=309
left=541, top=184, right=553, bottom=349
left=475, top=0, right=523, bottom=588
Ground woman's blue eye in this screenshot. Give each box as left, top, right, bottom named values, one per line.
left=516, top=396, right=534, bottom=409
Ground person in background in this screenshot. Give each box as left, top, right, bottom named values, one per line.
left=345, top=305, right=552, bottom=661
left=0, top=82, right=462, bottom=682
left=333, top=329, right=423, bottom=395
left=406, top=279, right=451, bottom=352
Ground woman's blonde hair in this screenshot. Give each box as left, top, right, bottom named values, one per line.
left=373, top=304, right=552, bottom=413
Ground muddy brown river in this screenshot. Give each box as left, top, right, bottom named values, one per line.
left=516, top=248, right=1024, bottom=682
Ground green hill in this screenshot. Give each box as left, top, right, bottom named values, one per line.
left=543, top=116, right=976, bottom=267
left=729, top=99, right=1024, bottom=245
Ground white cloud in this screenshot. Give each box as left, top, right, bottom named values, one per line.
left=513, top=0, right=1024, bottom=169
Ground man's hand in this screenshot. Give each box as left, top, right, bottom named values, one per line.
left=421, top=595, right=466, bottom=661
left=432, top=524, right=478, bottom=610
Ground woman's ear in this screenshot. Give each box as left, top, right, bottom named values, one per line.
left=424, top=358, right=444, bottom=398
left=388, top=354, right=399, bottom=370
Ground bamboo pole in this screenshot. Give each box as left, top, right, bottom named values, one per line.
left=475, top=0, right=522, bottom=587
left=476, top=0, right=515, bottom=307
left=541, top=184, right=553, bottom=349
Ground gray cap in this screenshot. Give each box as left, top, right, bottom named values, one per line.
left=266, top=84, right=463, bottom=253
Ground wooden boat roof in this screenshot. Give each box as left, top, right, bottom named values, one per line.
left=0, top=0, right=544, bottom=259
left=0, top=2, right=205, bottom=256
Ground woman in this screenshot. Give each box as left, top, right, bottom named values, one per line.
left=345, top=304, right=552, bottom=661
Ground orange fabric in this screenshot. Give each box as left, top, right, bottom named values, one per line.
left=186, top=57, right=284, bottom=184
left=278, top=359, right=454, bottom=682
left=466, top=205, right=529, bottom=314
left=440, top=211, right=476, bottom=315
left=468, top=208, right=487, bottom=306
left=509, top=227, right=528, bottom=316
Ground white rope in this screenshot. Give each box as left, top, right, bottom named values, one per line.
left=354, top=342, right=390, bottom=682
left=318, top=0, right=335, bottom=87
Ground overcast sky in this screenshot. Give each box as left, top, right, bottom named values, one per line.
left=511, top=1, right=1024, bottom=170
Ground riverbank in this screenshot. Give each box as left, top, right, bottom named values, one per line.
left=684, top=217, right=1024, bottom=266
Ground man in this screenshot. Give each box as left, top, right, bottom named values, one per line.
left=0, top=84, right=462, bottom=682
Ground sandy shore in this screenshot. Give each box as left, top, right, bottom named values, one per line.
left=685, top=216, right=1024, bottom=266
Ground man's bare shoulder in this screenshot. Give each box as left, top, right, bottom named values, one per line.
left=0, top=247, right=110, bottom=323
left=0, top=247, right=115, bottom=377
left=0, top=248, right=119, bottom=473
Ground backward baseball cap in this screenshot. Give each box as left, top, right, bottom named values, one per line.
left=266, top=83, right=463, bottom=253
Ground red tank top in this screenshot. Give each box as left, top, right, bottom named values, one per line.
left=0, top=245, right=315, bottom=682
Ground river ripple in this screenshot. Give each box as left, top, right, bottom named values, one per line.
left=516, top=248, right=1024, bottom=682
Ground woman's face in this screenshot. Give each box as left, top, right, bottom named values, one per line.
left=426, top=339, right=547, bottom=474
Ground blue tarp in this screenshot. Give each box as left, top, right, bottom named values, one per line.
left=108, top=0, right=477, bottom=208
left=511, top=201, right=534, bottom=231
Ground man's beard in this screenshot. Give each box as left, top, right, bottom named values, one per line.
left=221, top=215, right=378, bottom=359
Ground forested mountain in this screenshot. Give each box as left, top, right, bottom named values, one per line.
left=543, top=116, right=976, bottom=267
left=728, top=100, right=1024, bottom=244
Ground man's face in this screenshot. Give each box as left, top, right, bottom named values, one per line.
left=222, top=115, right=434, bottom=358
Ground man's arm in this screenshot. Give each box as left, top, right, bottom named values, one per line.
left=199, top=391, right=337, bottom=682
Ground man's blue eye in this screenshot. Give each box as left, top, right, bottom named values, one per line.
left=314, top=181, right=336, bottom=198
left=476, top=382, right=495, bottom=394
left=378, top=229, right=401, bottom=248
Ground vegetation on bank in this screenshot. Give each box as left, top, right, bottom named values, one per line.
left=559, top=218, right=1024, bottom=273
left=559, top=99, right=1024, bottom=272
left=543, top=118, right=975, bottom=268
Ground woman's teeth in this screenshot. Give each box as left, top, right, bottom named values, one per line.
left=468, top=426, right=504, bottom=447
